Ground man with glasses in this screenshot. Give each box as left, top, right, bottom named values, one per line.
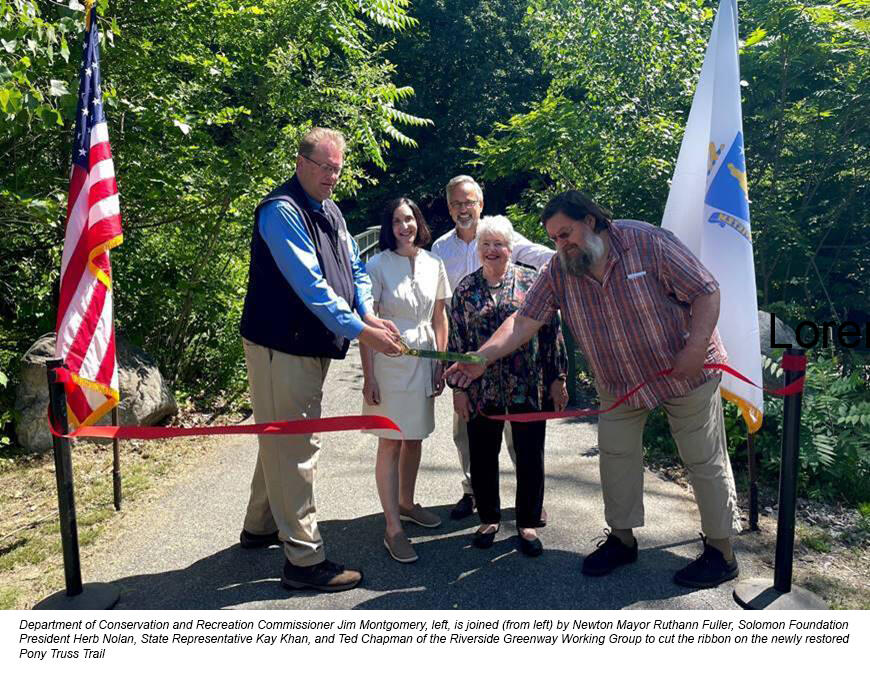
left=240, top=127, right=403, bottom=592
left=431, top=175, right=554, bottom=520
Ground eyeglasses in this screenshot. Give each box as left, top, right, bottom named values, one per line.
left=300, top=154, right=343, bottom=176
left=449, top=199, right=479, bottom=210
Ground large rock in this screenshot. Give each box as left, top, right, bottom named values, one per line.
left=14, top=334, right=177, bottom=451
left=758, top=310, right=797, bottom=388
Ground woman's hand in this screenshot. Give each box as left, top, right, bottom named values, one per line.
left=453, top=390, right=473, bottom=422
left=431, top=362, right=446, bottom=397
left=550, top=378, right=569, bottom=412
left=445, top=357, right=487, bottom=388
left=363, top=377, right=381, bottom=406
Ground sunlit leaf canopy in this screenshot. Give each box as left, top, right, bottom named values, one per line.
left=1, top=1, right=867, bottom=499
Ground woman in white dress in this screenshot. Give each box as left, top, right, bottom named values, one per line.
left=360, top=197, right=451, bottom=564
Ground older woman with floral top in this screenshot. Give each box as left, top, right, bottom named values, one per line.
left=448, top=215, right=568, bottom=556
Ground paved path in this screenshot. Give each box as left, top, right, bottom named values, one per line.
left=88, top=345, right=767, bottom=610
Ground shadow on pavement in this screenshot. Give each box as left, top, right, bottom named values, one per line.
left=106, top=508, right=701, bottom=611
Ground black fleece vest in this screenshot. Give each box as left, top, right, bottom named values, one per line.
left=240, top=176, right=355, bottom=359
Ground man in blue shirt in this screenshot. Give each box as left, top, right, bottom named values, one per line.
left=239, top=127, right=402, bottom=592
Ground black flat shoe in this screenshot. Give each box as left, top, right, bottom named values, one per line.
left=472, top=524, right=500, bottom=549
left=517, top=529, right=543, bottom=557
left=451, top=494, right=475, bottom=520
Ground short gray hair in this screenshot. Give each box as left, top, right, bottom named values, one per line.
left=299, top=127, right=346, bottom=156
left=476, top=215, right=514, bottom=250
left=445, top=175, right=483, bottom=202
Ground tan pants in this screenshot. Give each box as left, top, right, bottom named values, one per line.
left=597, top=375, right=740, bottom=539
left=454, top=413, right=516, bottom=495
left=242, top=339, right=330, bottom=567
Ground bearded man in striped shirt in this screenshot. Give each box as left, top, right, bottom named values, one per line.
left=446, top=190, right=741, bottom=589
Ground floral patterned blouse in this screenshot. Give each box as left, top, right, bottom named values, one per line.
left=448, top=263, right=568, bottom=416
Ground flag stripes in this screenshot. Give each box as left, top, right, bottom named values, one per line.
left=54, top=8, right=123, bottom=428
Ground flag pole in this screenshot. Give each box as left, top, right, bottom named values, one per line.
left=112, top=306, right=122, bottom=510
left=34, top=360, right=119, bottom=609
left=35, top=0, right=120, bottom=609
left=112, top=397, right=122, bottom=509
left=733, top=348, right=827, bottom=609
left=747, top=432, right=758, bottom=530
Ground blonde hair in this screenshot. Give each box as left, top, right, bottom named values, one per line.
left=476, top=215, right=514, bottom=250
left=299, top=127, right=346, bottom=156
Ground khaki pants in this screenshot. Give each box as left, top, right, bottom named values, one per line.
left=454, top=413, right=516, bottom=495
left=242, top=339, right=330, bottom=567
left=596, top=375, right=740, bottom=539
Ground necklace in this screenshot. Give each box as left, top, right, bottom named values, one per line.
left=486, top=280, right=504, bottom=289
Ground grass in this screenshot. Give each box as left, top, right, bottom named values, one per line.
left=797, top=525, right=834, bottom=553
left=0, top=434, right=220, bottom=609
left=858, top=502, right=870, bottom=533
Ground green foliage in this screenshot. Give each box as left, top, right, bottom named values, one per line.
left=858, top=502, right=870, bottom=533
left=643, top=352, right=870, bottom=505
left=798, top=525, right=833, bottom=553
left=473, top=0, right=868, bottom=330
left=474, top=0, right=711, bottom=225
left=740, top=0, right=869, bottom=326
left=0, top=0, right=427, bottom=439
left=754, top=354, right=870, bottom=503
left=354, top=0, right=549, bottom=225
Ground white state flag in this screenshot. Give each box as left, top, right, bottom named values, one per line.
left=662, top=0, right=763, bottom=432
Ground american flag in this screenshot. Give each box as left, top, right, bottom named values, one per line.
left=55, top=4, right=123, bottom=428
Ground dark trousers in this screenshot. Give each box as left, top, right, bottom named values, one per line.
left=467, top=412, right=546, bottom=528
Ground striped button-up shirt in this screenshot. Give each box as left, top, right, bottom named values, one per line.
left=519, top=220, right=726, bottom=409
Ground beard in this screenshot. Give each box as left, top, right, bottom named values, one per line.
left=454, top=212, right=476, bottom=230
left=559, top=231, right=606, bottom=277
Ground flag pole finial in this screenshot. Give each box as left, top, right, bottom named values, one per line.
left=84, top=0, right=96, bottom=29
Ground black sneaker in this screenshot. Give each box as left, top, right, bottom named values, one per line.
left=239, top=529, right=280, bottom=549
left=281, top=559, right=362, bottom=592
left=581, top=530, right=638, bottom=576
left=450, top=494, right=475, bottom=520
left=673, top=536, right=739, bottom=589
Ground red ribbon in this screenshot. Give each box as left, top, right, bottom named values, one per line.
left=48, top=414, right=402, bottom=441
left=48, top=366, right=402, bottom=440
left=488, top=362, right=805, bottom=423
left=49, top=357, right=806, bottom=439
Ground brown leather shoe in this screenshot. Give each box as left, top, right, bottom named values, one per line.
left=281, top=559, right=362, bottom=592
left=384, top=532, right=418, bottom=563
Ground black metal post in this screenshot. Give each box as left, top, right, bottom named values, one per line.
left=747, top=432, right=759, bottom=531
left=112, top=407, right=122, bottom=510
left=111, top=301, right=122, bottom=511
left=35, top=359, right=119, bottom=609
left=733, top=346, right=826, bottom=609
left=46, top=358, right=84, bottom=596
left=773, top=347, right=804, bottom=593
